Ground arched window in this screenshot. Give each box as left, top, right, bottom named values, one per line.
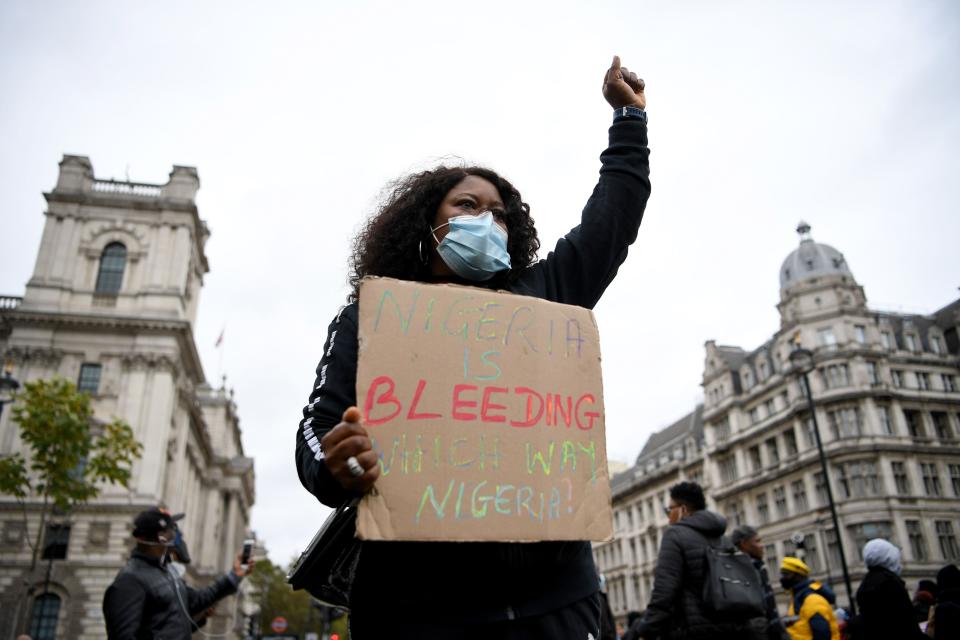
left=95, top=242, right=127, bottom=294
left=29, top=593, right=61, bottom=640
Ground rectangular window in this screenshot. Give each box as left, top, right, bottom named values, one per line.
left=854, top=325, right=867, bottom=344
left=826, top=528, right=842, bottom=567
left=904, top=410, right=925, bottom=438
left=784, top=428, right=798, bottom=456
left=764, top=543, right=778, bottom=577
left=719, top=456, right=738, bottom=483
left=936, top=521, right=960, bottom=562
left=892, top=369, right=904, bottom=388
left=757, top=493, right=770, bottom=524
left=950, top=464, right=960, bottom=496
left=802, top=416, right=818, bottom=449
left=849, top=522, right=894, bottom=560
left=715, top=417, right=731, bottom=442
left=814, top=471, right=828, bottom=506
left=774, top=486, right=788, bottom=518
left=877, top=405, right=894, bottom=435
left=907, top=521, right=928, bottom=561
left=918, top=372, right=931, bottom=390
left=920, top=462, right=943, bottom=497
left=836, top=460, right=880, bottom=498
left=881, top=331, right=893, bottom=350
left=765, top=398, right=776, bottom=416
left=41, top=524, right=71, bottom=560
left=750, top=407, right=761, bottom=424
left=866, top=362, right=880, bottom=385
left=820, top=364, right=850, bottom=389
left=933, top=412, right=953, bottom=440
left=749, top=446, right=762, bottom=473
left=77, top=363, right=102, bottom=395
left=943, top=375, right=958, bottom=393
left=828, top=407, right=862, bottom=439
left=792, top=479, right=809, bottom=512
left=818, top=327, right=837, bottom=350
left=892, top=461, right=911, bottom=495
left=906, top=334, right=919, bottom=352
left=766, top=438, right=780, bottom=466
left=728, top=501, right=744, bottom=528
left=931, top=335, right=943, bottom=354
left=804, top=533, right=820, bottom=572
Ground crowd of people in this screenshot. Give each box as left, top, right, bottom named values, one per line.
left=614, top=481, right=959, bottom=640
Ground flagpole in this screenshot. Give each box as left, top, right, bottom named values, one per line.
left=215, top=327, right=225, bottom=388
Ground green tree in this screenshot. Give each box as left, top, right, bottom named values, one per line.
left=0, top=376, right=143, bottom=571
left=249, top=557, right=349, bottom=639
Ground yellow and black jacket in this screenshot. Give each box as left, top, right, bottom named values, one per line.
left=786, top=579, right=840, bottom=640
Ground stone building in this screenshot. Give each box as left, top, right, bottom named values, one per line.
left=596, top=223, right=960, bottom=622
left=0, top=156, right=257, bottom=639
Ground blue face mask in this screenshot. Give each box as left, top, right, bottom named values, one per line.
left=432, top=211, right=511, bottom=281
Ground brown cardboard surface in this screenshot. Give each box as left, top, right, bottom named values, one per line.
left=354, top=277, right=612, bottom=541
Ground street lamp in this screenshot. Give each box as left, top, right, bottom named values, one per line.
left=0, top=362, right=20, bottom=422
left=789, top=345, right=857, bottom=616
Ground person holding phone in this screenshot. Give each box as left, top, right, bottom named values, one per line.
left=102, top=507, right=256, bottom=639
left=295, top=56, right=651, bottom=639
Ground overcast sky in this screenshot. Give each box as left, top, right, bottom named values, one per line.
left=2, top=1, right=958, bottom=565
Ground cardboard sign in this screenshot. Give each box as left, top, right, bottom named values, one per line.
left=355, top=277, right=612, bottom=541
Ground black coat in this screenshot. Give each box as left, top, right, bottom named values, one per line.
left=635, top=510, right=762, bottom=640
left=102, top=551, right=239, bottom=639
left=294, top=118, right=651, bottom=623
left=849, top=566, right=926, bottom=640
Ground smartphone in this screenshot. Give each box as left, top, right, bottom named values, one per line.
left=241, top=539, right=254, bottom=569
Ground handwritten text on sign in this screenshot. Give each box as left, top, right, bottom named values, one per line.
left=355, top=278, right=612, bottom=541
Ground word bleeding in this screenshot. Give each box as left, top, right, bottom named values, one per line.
left=363, top=375, right=601, bottom=430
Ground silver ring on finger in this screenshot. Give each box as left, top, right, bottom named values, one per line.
left=346, top=456, right=364, bottom=478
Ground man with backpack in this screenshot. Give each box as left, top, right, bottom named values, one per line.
left=733, top=525, right=790, bottom=640
left=779, top=557, right=840, bottom=640
left=628, top=482, right=765, bottom=640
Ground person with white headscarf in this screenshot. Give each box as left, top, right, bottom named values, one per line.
left=847, top=538, right=926, bottom=639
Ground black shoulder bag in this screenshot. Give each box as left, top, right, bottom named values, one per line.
left=287, top=498, right=361, bottom=609
left=701, top=536, right=766, bottom=621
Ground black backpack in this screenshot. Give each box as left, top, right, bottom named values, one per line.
left=701, top=537, right=766, bottom=621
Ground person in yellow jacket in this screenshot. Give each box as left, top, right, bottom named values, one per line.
left=779, top=557, right=840, bottom=640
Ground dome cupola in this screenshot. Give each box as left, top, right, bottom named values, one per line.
left=779, top=221, right=853, bottom=289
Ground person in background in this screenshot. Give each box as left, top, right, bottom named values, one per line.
left=912, top=579, right=938, bottom=626
left=629, top=482, right=762, bottom=640
left=599, top=574, right=617, bottom=640
left=102, top=507, right=254, bottom=639
left=927, top=564, right=960, bottom=639
left=846, top=538, right=925, bottom=639
left=779, top=556, right=839, bottom=640
left=732, top=525, right=789, bottom=640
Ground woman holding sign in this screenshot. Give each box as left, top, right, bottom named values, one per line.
left=296, top=55, right=650, bottom=639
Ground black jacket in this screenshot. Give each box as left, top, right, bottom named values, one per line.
left=102, top=551, right=239, bottom=639
left=635, top=510, right=761, bottom=640
left=295, top=118, right=650, bottom=622
left=849, top=566, right=926, bottom=640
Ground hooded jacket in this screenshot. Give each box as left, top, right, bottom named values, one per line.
left=786, top=578, right=839, bottom=640
left=635, top=510, right=762, bottom=640
left=294, top=118, right=651, bottom=622
left=102, top=551, right=239, bottom=640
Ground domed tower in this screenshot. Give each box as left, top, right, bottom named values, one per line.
left=776, top=221, right=867, bottom=329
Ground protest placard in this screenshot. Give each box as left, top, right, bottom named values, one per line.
left=354, top=277, right=612, bottom=541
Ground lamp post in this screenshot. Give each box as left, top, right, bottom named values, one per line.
left=0, top=362, right=20, bottom=422
left=789, top=345, right=856, bottom=616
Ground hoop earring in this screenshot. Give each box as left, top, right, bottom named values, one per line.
left=418, top=240, right=430, bottom=265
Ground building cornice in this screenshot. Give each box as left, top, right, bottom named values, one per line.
left=2, top=309, right=205, bottom=383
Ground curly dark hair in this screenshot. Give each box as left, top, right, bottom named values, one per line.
left=670, top=481, right=706, bottom=511
left=348, top=166, right=540, bottom=302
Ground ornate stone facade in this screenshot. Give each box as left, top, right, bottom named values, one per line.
left=596, top=223, right=960, bottom=624
left=0, top=156, right=256, bottom=639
